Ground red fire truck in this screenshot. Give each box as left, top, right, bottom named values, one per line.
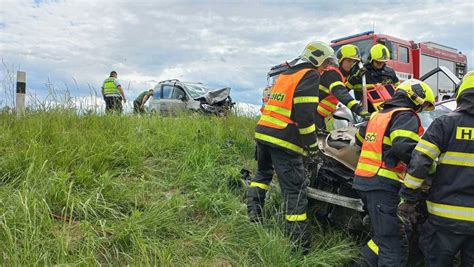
left=330, top=31, right=468, bottom=99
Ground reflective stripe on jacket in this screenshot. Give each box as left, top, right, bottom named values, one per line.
left=103, top=77, right=120, bottom=96
left=400, top=111, right=474, bottom=233
left=355, top=107, right=423, bottom=182
left=258, top=69, right=310, bottom=129
left=317, top=66, right=346, bottom=118
left=255, top=64, right=319, bottom=156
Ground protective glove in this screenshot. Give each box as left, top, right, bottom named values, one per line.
left=307, top=143, right=319, bottom=157
left=428, top=162, right=437, bottom=175
left=397, top=198, right=417, bottom=225
left=350, top=64, right=367, bottom=79
left=354, top=105, right=371, bottom=120
left=358, top=110, right=371, bottom=120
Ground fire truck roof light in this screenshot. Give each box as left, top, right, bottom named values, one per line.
left=330, top=31, right=374, bottom=43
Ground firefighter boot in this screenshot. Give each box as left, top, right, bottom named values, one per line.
left=286, top=220, right=311, bottom=254
left=246, top=186, right=267, bottom=223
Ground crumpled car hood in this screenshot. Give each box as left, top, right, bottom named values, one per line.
left=193, top=87, right=231, bottom=105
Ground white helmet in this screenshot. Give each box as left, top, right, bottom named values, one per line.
left=300, top=41, right=336, bottom=67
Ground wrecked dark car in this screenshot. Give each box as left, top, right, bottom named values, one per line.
left=149, top=79, right=234, bottom=116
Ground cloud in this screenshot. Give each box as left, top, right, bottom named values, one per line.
left=0, top=0, right=473, bottom=106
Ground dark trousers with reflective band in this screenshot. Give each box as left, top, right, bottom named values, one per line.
left=105, top=96, right=123, bottom=113
left=247, top=142, right=309, bottom=245
left=358, top=189, right=408, bottom=267
left=420, top=218, right=474, bottom=267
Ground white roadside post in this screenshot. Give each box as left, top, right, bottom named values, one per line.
left=16, top=71, right=26, bottom=116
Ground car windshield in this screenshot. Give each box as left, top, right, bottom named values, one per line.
left=184, top=83, right=213, bottom=98
left=419, top=100, right=456, bottom=129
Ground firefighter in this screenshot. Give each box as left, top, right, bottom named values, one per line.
left=247, top=41, right=335, bottom=252
left=315, top=44, right=369, bottom=131
left=353, top=79, right=435, bottom=266
left=102, top=71, right=127, bottom=114
left=347, top=44, right=400, bottom=113
left=398, top=71, right=474, bottom=266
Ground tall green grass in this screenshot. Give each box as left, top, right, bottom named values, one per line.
left=0, top=111, right=357, bottom=266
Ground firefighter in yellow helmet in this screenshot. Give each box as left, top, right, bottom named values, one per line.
left=398, top=71, right=474, bottom=266
left=353, top=79, right=435, bottom=266
left=347, top=43, right=400, bottom=113
left=315, top=44, right=369, bottom=131
left=247, top=41, right=335, bottom=253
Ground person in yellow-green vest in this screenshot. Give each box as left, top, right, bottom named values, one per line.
left=398, top=70, right=474, bottom=266
left=102, top=71, right=126, bottom=113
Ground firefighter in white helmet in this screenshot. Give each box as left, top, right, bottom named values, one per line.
left=247, top=41, right=335, bottom=253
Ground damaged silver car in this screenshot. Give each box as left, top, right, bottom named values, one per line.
left=149, top=79, right=234, bottom=116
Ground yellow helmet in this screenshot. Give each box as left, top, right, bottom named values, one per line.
left=336, top=44, right=361, bottom=63
left=396, top=79, right=435, bottom=111
left=301, top=41, right=336, bottom=67
left=456, top=70, right=474, bottom=100
left=369, top=44, right=390, bottom=62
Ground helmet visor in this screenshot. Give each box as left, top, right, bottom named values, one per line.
left=421, top=101, right=435, bottom=111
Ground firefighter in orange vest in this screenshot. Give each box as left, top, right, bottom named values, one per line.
left=398, top=71, right=474, bottom=266
left=347, top=44, right=400, bottom=113
left=247, top=41, right=336, bottom=252
left=353, top=79, right=435, bottom=266
left=315, top=44, right=370, bottom=130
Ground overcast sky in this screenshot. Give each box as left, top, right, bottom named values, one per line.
left=1, top=0, right=473, bottom=106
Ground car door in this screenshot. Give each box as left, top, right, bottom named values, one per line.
left=148, top=86, right=162, bottom=113
left=420, top=66, right=461, bottom=101
left=169, top=86, right=187, bottom=112
left=159, top=84, right=174, bottom=114
left=159, top=85, right=187, bottom=115
left=418, top=67, right=460, bottom=128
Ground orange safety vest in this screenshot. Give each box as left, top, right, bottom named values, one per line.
left=354, top=108, right=424, bottom=182
left=317, top=66, right=346, bottom=118
left=257, top=68, right=312, bottom=129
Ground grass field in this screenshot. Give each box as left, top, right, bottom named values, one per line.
left=0, top=111, right=357, bottom=266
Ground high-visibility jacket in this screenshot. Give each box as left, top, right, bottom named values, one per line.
left=258, top=69, right=309, bottom=129
left=347, top=63, right=400, bottom=91
left=318, top=66, right=363, bottom=118
left=400, top=110, right=474, bottom=234
left=317, top=66, right=346, bottom=118
left=103, top=77, right=120, bottom=96
left=355, top=107, right=423, bottom=183
left=347, top=63, right=400, bottom=112
left=255, top=64, right=320, bottom=156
